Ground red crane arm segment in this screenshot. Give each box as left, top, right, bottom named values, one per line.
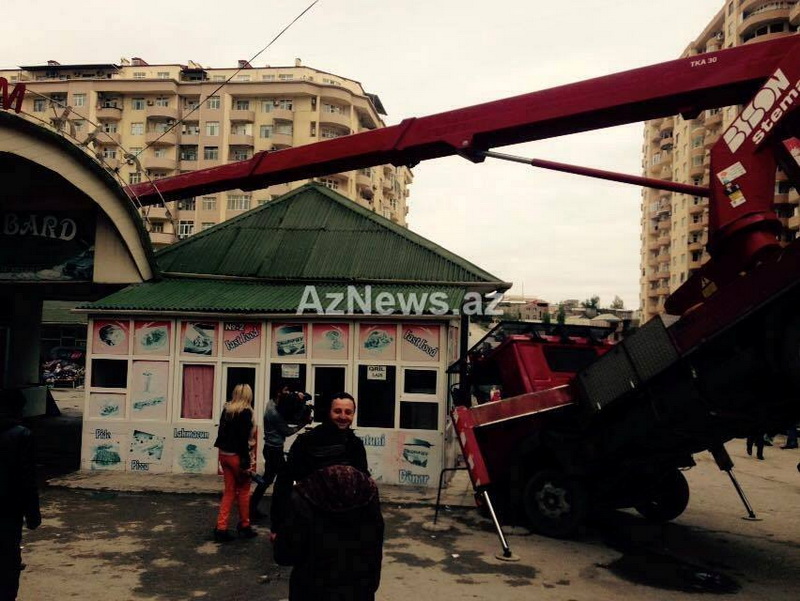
left=127, top=36, right=800, bottom=204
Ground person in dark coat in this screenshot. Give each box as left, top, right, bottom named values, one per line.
left=273, top=463, right=383, bottom=601
left=270, top=392, right=368, bottom=535
left=0, top=390, right=41, bottom=601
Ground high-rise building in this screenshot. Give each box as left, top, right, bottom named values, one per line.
left=1, top=57, right=412, bottom=246
left=639, top=1, right=799, bottom=321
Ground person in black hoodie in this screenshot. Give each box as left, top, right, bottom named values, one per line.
left=273, top=463, right=383, bottom=601
left=270, top=392, right=368, bottom=535
left=0, top=390, right=41, bottom=601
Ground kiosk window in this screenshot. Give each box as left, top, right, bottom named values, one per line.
left=270, top=363, right=307, bottom=398
left=225, top=366, right=256, bottom=404
left=91, top=359, right=128, bottom=388
left=400, top=401, right=438, bottom=430
left=181, top=364, right=214, bottom=419
left=404, top=369, right=437, bottom=395
left=357, top=365, right=396, bottom=428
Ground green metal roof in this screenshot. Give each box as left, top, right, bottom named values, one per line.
left=79, top=279, right=467, bottom=315
left=155, top=184, right=507, bottom=288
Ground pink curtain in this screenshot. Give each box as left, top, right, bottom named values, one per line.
left=182, top=364, right=215, bottom=419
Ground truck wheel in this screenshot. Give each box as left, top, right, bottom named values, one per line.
left=634, top=469, right=689, bottom=522
left=522, top=469, right=588, bottom=538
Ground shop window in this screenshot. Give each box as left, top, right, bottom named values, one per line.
left=181, top=364, right=215, bottom=419
left=91, top=359, right=128, bottom=388
left=400, top=401, right=438, bottom=430
left=403, top=369, right=437, bottom=395
left=270, top=363, right=307, bottom=399
left=357, top=365, right=396, bottom=428
left=225, top=366, right=256, bottom=406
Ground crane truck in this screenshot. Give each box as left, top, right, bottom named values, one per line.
left=125, top=35, right=800, bottom=539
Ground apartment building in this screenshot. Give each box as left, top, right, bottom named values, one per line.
left=1, top=57, right=412, bottom=246
left=639, top=0, right=799, bottom=321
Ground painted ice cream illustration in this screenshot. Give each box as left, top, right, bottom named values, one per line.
left=179, top=444, right=206, bottom=472
left=324, top=329, right=344, bottom=350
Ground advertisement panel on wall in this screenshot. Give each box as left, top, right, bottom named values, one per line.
left=0, top=210, right=95, bottom=280
left=134, top=321, right=171, bottom=356
left=358, top=324, right=396, bottom=360
left=128, top=423, right=172, bottom=473
left=86, top=392, right=126, bottom=420
left=356, top=430, right=442, bottom=487
left=92, top=320, right=130, bottom=355
left=222, top=322, right=263, bottom=358
left=401, top=324, right=441, bottom=362
left=312, top=323, right=349, bottom=359
left=182, top=322, right=216, bottom=356
left=82, top=424, right=127, bottom=471
left=272, top=323, right=307, bottom=357
left=130, top=361, right=169, bottom=420
left=172, top=425, right=218, bottom=474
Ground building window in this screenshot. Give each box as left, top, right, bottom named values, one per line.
left=263, top=98, right=293, bottom=112
left=178, top=198, right=196, bottom=211
left=235, top=74, right=251, bottom=82
left=150, top=222, right=164, bottom=233
left=203, top=146, right=219, bottom=160
left=235, top=99, right=251, bottom=110
left=262, top=74, right=275, bottom=81
left=129, top=147, right=143, bottom=157
left=132, top=98, right=145, bottom=110
left=691, top=136, right=703, bottom=148
left=201, top=222, right=215, bottom=231
left=182, top=123, right=200, bottom=136
left=102, top=123, right=117, bottom=133
left=275, top=121, right=293, bottom=136
left=131, top=122, right=144, bottom=135
left=73, top=93, right=86, bottom=107
left=157, top=71, right=170, bottom=79
left=102, top=148, right=117, bottom=159
left=129, top=172, right=142, bottom=184
left=317, top=177, right=339, bottom=190
left=322, top=102, right=344, bottom=114
left=259, top=125, right=273, bottom=138
left=278, top=74, right=294, bottom=81
left=232, top=149, right=252, bottom=161
left=180, top=146, right=198, bottom=161
left=691, top=155, right=703, bottom=166
left=207, top=96, right=220, bottom=110
left=155, top=97, right=170, bottom=107
left=133, top=72, right=146, bottom=79
left=178, top=220, right=195, bottom=238
left=205, top=121, right=220, bottom=136
left=320, top=126, right=345, bottom=139
left=231, top=123, right=252, bottom=135
left=227, top=194, right=251, bottom=211
left=202, top=196, right=217, bottom=210
left=33, top=99, right=46, bottom=112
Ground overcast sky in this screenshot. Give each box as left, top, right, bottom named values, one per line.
left=3, top=0, right=725, bottom=309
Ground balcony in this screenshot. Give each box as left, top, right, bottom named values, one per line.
left=688, top=241, right=704, bottom=252
left=96, top=105, right=122, bottom=121
left=99, top=157, right=120, bottom=171
left=788, top=189, right=800, bottom=205
left=146, top=130, right=177, bottom=146
left=658, top=231, right=671, bottom=246
left=689, top=200, right=706, bottom=215
left=791, top=0, right=800, bottom=25
left=270, top=132, right=293, bottom=149
left=738, top=2, right=793, bottom=38
left=230, top=109, right=255, bottom=122
left=774, top=192, right=791, bottom=206
left=229, top=133, right=254, bottom=146
left=142, top=156, right=177, bottom=172
left=319, top=110, right=351, bottom=129
left=146, top=206, right=172, bottom=221
left=149, top=231, right=177, bottom=248
left=789, top=214, right=800, bottom=231
left=268, top=108, right=293, bottom=122
left=146, top=105, right=179, bottom=121
left=96, top=131, right=121, bottom=145
left=688, top=258, right=704, bottom=271
left=689, top=161, right=706, bottom=178
left=356, top=171, right=373, bottom=190
left=659, top=135, right=674, bottom=151
left=704, top=130, right=721, bottom=149
left=180, top=158, right=199, bottom=171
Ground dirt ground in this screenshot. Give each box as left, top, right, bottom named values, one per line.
left=16, top=391, right=800, bottom=601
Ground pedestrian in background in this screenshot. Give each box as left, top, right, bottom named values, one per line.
left=781, top=423, right=798, bottom=449
left=250, top=383, right=312, bottom=521
left=746, top=431, right=766, bottom=460
left=213, top=383, right=257, bottom=542
left=0, top=390, right=41, bottom=601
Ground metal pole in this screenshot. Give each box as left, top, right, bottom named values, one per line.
left=480, top=490, right=515, bottom=560
left=724, top=469, right=758, bottom=520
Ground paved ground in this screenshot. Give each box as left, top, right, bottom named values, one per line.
left=15, top=390, right=800, bottom=601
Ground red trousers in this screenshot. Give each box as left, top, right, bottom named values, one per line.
left=216, top=453, right=251, bottom=530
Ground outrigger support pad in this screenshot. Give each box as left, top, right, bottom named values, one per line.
left=710, top=444, right=759, bottom=521
left=480, top=489, right=520, bottom=562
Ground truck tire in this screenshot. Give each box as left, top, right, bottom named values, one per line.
left=522, top=469, right=588, bottom=538
left=634, top=469, right=689, bottom=523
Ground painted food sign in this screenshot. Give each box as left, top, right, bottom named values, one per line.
left=131, top=361, right=169, bottom=420
left=359, top=324, right=396, bottom=360
left=273, top=324, right=307, bottom=357
left=182, top=322, right=216, bottom=356
left=312, top=323, right=349, bottom=359
left=134, top=321, right=171, bottom=355
left=401, top=324, right=441, bottom=362
left=222, top=322, right=262, bottom=358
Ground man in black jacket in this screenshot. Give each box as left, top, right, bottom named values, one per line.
left=0, top=390, right=41, bottom=601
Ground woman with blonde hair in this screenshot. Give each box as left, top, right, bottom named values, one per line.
left=213, top=383, right=257, bottom=542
